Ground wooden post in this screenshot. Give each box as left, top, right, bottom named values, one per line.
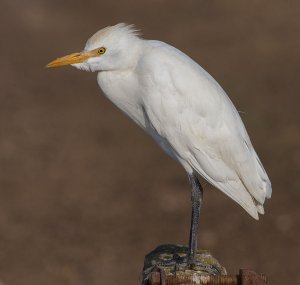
left=148, top=268, right=267, bottom=285
left=142, top=245, right=267, bottom=285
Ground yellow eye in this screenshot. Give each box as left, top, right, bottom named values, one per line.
left=97, top=47, right=106, bottom=55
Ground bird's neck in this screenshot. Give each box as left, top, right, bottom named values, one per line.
left=97, top=69, right=145, bottom=128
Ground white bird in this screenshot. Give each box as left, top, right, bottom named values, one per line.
left=47, top=23, right=272, bottom=266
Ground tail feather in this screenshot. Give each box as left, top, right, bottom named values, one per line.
left=187, top=146, right=271, bottom=220
left=255, top=201, right=265, bottom=215
left=190, top=159, right=260, bottom=220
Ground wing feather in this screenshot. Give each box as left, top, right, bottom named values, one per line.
left=140, top=42, right=272, bottom=219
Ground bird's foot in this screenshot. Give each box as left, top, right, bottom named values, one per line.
left=156, top=253, right=188, bottom=272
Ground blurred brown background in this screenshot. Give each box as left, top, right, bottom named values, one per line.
left=0, top=0, right=299, bottom=284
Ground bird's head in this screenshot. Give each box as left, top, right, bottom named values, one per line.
left=47, top=23, right=141, bottom=72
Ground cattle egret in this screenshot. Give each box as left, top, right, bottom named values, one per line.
left=47, top=23, right=272, bottom=266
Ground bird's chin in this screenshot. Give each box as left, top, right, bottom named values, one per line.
left=71, top=62, right=98, bottom=72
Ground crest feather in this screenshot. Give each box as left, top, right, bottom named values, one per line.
left=85, top=23, right=141, bottom=50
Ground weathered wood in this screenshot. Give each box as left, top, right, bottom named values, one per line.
left=147, top=269, right=267, bottom=285
left=142, top=244, right=267, bottom=285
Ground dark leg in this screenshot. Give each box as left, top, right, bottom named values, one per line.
left=187, top=173, right=203, bottom=266
left=151, top=173, right=203, bottom=271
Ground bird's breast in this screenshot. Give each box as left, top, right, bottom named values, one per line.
left=97, top=70, right=178, bottom=161
left=97, top=70, right=146, bottom=128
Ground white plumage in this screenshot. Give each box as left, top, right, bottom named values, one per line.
left=48, top=23, right=272, bottom=220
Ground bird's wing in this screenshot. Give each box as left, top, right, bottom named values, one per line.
left=140, top=42, right=272, bottom=219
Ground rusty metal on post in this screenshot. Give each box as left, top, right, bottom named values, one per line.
left=239, top=269, right=267, bottom=285
left=148, top=269, right=267, bottom=285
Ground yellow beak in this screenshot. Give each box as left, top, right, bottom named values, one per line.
left=46, top=50, right=98, bottom=68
